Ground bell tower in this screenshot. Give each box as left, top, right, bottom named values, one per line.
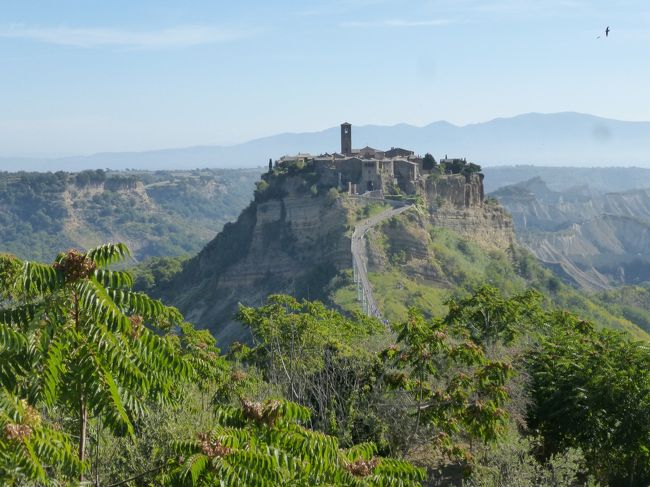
left=341, top=122, right=352, bottom=156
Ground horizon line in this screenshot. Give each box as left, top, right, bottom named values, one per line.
left=0, top=110, right=647, bottom=160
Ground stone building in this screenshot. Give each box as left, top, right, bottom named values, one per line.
left=341, top=122, right=352, bottom=156
left=277, top=123, right=477, bottom=197
left=385, top=147, right=414, bottom=159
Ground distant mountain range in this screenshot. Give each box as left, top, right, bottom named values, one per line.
left=4, top=112, right=650, bottom=172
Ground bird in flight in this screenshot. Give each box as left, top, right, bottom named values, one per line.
left=606, top=26, right=610, bottom=37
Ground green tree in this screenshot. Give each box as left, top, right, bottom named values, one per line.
left=422, top=153, right=436, bottom=171
left=93, top=321, right=263, bottom=486
left=164, top=398, right=425, bottom=486
left=526, top=312, right=650, bottom=485
left=236, top=295, right=387, bottom=445
left=444, top=285, right=543, bottom=346
left=0, top=389, right=83, bottom=484
left=0, top=244, right=190, bottom=482
left=0, top=254, right=22, bottom=301
left=465, top=430, right=588, bottom=487
left=382, top=307, right=513, bottom=459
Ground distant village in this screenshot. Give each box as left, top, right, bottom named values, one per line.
left=274, top=122, right=481, bottom=196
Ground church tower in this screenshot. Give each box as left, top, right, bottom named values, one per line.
left=341, top=122, right=352, bottom=156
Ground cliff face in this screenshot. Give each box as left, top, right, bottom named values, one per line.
left=164, top=168, right=516, bottom=345
left=423, top=173, right=485, bottom=208
left=420, top=173, right=513, bottom=251
left=165, top=174, right=350, bottom=344
left=362, top=174, right=514, bottom=294
left=492, top=178, right=650, bottom=289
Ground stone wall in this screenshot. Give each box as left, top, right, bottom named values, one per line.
left=315, top=158, right=362, bottom=189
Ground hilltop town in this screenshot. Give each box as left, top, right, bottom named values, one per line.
left=156, top=122, right=518, bottom=347
left=273, top=122, right=482, bottom=197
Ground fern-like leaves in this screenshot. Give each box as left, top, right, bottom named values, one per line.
left=0, top=242, right=192, bottom=480
left=0, top=390, right=85, bottom=484
left=166, top=399, right=426, bottom=486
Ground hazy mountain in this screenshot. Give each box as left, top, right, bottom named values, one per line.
left=5, top=112, right=650, bottom=172
left=483, top=166, right=650, bottom=193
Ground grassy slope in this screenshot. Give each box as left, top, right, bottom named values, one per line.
left=331, top=208, right=650, bottom=340
left=594, top=284, right=650, bottom=333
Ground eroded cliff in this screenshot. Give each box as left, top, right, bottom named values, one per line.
left=0, top=169, right=260, bottom=261
left=164, top=173, right=350, bottom=344
left=492, top=177, right=650, bottom=289
left=163, top=167, right=516, bottom=344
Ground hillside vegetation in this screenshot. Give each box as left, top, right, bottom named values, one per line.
left=3, top=244, right=650, bottom=485
left=4, top=161, right=650, bottom=484
left=137, top=160, right=650, bottom=343
left=331, top=202, right=650, bottom=340
left=0, top=168, right=261, bottom=262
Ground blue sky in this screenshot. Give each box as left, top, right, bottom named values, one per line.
left=0, top=0, right=648, bottom=156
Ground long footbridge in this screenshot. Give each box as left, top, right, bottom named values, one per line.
left=351, top=200, right=413, bottom=320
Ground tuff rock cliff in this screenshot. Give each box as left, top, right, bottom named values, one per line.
left=162, top=165, right=515, bottom=345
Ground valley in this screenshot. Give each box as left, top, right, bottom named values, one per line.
left=5, top=162, right=650, bottom=340
left=492, top=176, right=650, bottom=289
left=0, top=168, right=261, bottom=261
left=144, top=148, right=650, bottom=343
left=5, top=155, right=650, bottom=486
left=5, top=1, right=650, bottom=483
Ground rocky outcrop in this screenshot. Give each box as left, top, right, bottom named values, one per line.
left=423, top=173, right=485, bottom=208
left=419, top=173, right=514, bottom=252
left=165, top=175, right=350, bottom=344
left=364, top=197, right=514, bottom=291
left=165, top=168, right=516, bottom=344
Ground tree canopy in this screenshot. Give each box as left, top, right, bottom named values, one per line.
left=1, top=244, right=650, bottom=485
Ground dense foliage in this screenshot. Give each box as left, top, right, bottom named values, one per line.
left=2, top=242, right=650, bottom=485
left=422, top=153, right=436, bottom=170
left=527, top=313, right=650, bottom=485
left=0, top=245, right=424, bottom=485
left=236, top=296, right=388, bottom=445
left=382, top=308, right=513, bottom=459
left=596, top=283, right=650, bottom=333
left=335, top=210, right=648, bottom=339
left=165, top=399, right=425, bottom=486
left=0, top=244, right=190, bottom=483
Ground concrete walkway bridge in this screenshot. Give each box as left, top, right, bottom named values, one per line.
left=351, top=197, right=414, bottom=321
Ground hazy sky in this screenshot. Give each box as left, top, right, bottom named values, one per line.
left=1, top=0, right=648, bottom=156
